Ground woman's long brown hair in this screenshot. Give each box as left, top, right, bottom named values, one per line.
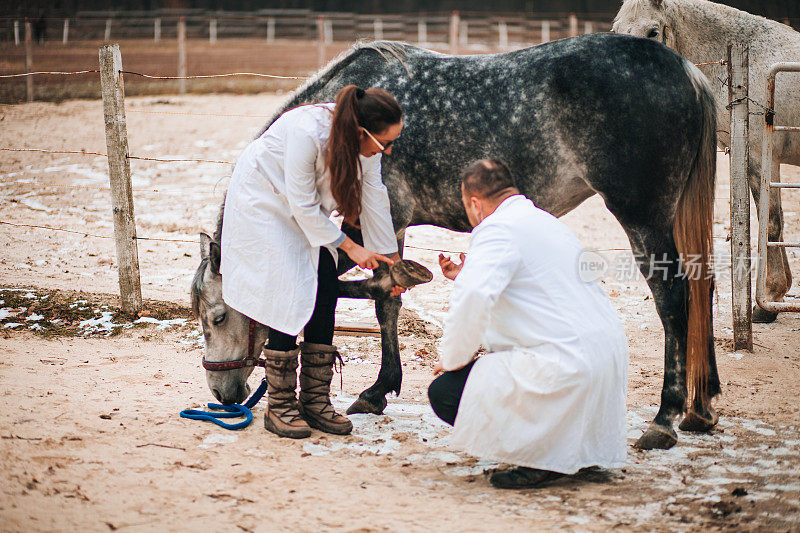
left=326, top=85, right=402, bottom=225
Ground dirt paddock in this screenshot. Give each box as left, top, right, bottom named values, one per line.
left=1, top=93, right=800, bottom=531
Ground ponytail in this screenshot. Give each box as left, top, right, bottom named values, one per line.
left=327, top=85, right=402, bottom=225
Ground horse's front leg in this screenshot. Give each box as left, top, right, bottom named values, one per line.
left=337, top=263, right=402, bottom=415
left=346, top=292, right=402, bottom=415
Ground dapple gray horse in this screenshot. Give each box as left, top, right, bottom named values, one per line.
left=193, top=33, right=719, bottom=449
left=613, top=0, right=800, bottom=322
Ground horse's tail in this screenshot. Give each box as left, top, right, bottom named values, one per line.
left=674, top=60, right=717, bottom=408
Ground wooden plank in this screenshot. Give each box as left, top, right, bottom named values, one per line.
left=99, top=44, right=142, bottom=315
left=727, top=43, right=753, bottom=351
left=334, top=323, right=381, bottom=337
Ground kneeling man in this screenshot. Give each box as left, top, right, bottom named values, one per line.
left=429, top=159, right=628, bottom=489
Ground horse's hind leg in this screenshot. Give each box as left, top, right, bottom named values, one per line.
left=679, top=295, right=721, bottom=432
left=615, top=220, right=690, bottom=449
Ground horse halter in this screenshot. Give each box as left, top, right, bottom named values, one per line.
left=201, top=319, right=266, bottom=371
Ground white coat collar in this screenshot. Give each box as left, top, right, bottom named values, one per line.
left=476, top=194, right=526, bottom=227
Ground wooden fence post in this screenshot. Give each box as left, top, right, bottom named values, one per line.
left=317, top=15, right=325, bottom=68
left=104, top=18, right=112, bottom=41
left=14, top=20, right=20, bottom=46
left=417, top=19, right=427, bottom=44
left=541, top=20, right=550, bottom=43
left=267, top=17, right=275, bottom=43
left=25, top=20, right=33, bottom=102
left=99, top=44, right=142, bottom=315
left=209, top=18, right=217, bottom=43
left=569, top=13, right=578, bottom=37
left=727, top=43, right=753, bottom=351
left=584, top=21, right=593, bottom=34
left=154, top=18, right=161, bottom=42
left=459, top=20, right=468, bottom=47
left=324, top=18, right=332, bottom=43
left=498, top=21, right=508, bottom=49
left=177, top=18, right=187, bottom=94
left=449, top=11, right=459, bottom=53
left=62, top=19, right=69, bottom=44
left=374, top=19, right=383, bottom=40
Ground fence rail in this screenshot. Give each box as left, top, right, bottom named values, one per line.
left=1, top=10, right=614, bottom=46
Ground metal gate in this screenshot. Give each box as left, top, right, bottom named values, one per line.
left=756, top=62, right=800, bottom=313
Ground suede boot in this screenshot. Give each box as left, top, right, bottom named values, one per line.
left=298, top=342, right=353, bottom=435
left=263, top=347, right=312, bottom=439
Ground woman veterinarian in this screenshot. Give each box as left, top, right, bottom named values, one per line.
left=221, top=86, right=404, bottom=439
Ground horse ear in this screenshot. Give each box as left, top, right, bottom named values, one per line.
left=200, top=232, right=212, bottom=260
left=209, top=241, right=222, bottom=276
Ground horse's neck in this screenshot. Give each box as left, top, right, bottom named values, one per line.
left=670, top=0, right=768, bottom=63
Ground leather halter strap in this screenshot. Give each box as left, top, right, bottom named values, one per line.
left=202, top=319, right=266, bottom=371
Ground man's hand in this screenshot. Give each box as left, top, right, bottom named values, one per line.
left=433, top=360, right=444, bottom=376
left=438, top=252, right=466, bottom=281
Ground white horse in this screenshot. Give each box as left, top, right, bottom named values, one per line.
left=613, top=0, right=800, bottom=322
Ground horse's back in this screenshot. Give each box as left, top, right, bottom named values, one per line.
left=277, top=34, right=710, bottom=228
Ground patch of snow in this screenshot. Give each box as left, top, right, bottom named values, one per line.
left=26, top=313, right=44, bottom=321
left=134, top=317, right=187, bottom=330
left=764, top=483, right=800, bottom=492
left=19, top=198, right=52, bottom=212
left=199, top=433, right=238, bottom=448
left=79, top=311, right=119, bottom=335
left=4, top=322, right=24, bottom=328
left=0, top=308, right=20, bottom=319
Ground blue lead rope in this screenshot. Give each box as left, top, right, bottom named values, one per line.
left=180, top=378, right=268, bottom=430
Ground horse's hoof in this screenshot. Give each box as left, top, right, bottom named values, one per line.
left=752, top=305, right=778, bottom=324
left=633, top=424, right=677, bottom=450
left=390, top=259, right=433, bottom=289
left=346, top=395, right=387, bottom=415
left=679, top=407, right=719, bottom=432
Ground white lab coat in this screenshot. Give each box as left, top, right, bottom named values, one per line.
left=221, top=103, right=398, bottom=335
left=440, top=195, right=628, bottom=474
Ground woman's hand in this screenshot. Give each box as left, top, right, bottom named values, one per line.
left=340, top=237, right=394, bottom=270
left=439, top=252, right=466, bottom=280
left=388, top=252, right=406, bottom=296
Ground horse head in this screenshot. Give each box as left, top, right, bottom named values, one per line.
left=191, top=233, right=268, bottom=405
left=612, top=0, right=678, bottom=51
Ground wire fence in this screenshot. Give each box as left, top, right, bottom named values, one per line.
left=1, top=49, right=750, bottom=313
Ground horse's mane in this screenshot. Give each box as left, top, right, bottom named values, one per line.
left=190, top=257, right=208, bottom=317
left=191, top=196, right=225, bottom=317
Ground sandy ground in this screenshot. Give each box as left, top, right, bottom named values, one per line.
left=1, top=94, right=800, bottom=531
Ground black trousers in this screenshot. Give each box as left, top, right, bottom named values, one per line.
left=427, top=360, right=476, bottom=426
left=266, top=248, right=339, bottom=351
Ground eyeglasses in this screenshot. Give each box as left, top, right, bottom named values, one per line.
left=361, top=127, right=394, bottom=152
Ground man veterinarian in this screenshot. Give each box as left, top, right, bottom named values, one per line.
left=428, top=159, right=629, bottom=489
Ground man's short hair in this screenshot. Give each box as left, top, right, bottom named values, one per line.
left=461, top=159, right=517, bottom=200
